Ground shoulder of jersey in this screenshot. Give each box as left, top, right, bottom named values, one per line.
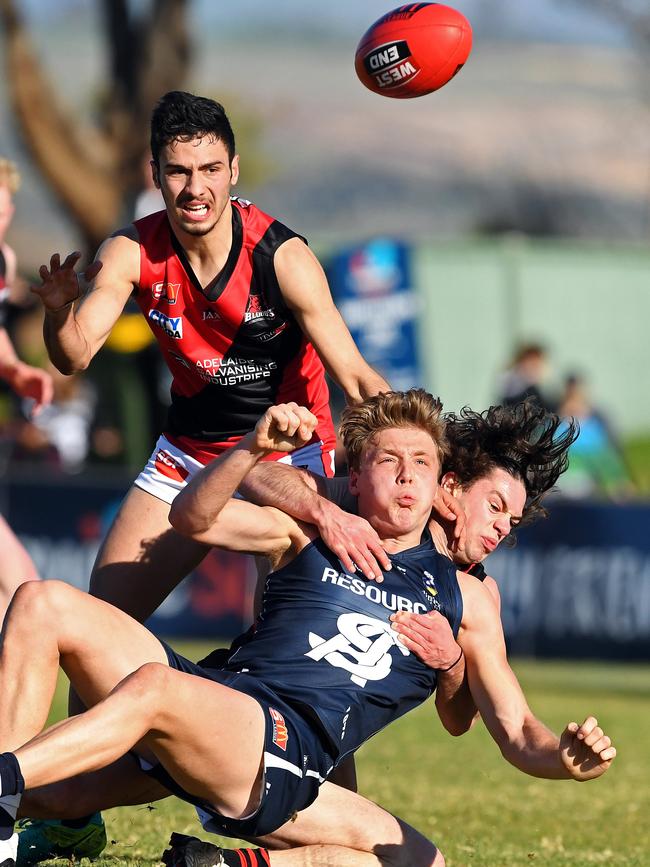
left=231, top=195, right=253, bottom=208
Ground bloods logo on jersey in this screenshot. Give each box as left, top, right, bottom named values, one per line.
left=244, top=292, right=275, bottom=323
left=269, top=708, right=288, bottom=751
left=154, top=450, right=189, bottom=483
left=148, top=309, right=183, bottom=339
left=151, top=281, right=180, bottom=304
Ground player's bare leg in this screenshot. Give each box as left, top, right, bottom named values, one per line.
left=163, top=782, right=443, bottom=867
left=0, top=514, right=38, bottom=623
left=67, top=484, right=209, bottom=715
left=90, top=484, right=210, bottom=621
left=262, top=783, right=442, bottom=866
left=19, top=755, right=172, bottom=819
left=0, top=584, right=266, bottom=815
left=0, top=580, right=170, bottom=752
left=13, top=665, right=266, bottom=822
left=0, top=579, right=172, bottom=861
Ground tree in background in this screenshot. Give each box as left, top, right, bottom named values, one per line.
left=0, top=0, right=191, bottom=255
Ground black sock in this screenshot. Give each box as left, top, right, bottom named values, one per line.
left=0, top=753, right=24, bottom=799
left=221, top=848, right=270, bottom=866
left=163, top=834, right=272, bottom=867
left=0, top=753, right=25, bottom=842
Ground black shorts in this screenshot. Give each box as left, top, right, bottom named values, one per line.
left=138, top=641, right=335, bottom=839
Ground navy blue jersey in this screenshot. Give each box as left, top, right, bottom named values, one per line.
left=208, top=534, right=462, bottom=763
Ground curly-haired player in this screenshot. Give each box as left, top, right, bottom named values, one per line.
left=238, top=399, right=579, bottom=737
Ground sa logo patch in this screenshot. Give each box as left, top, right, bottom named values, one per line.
left=152, top=282, right=180, bottom=304
left=269, top=707, right=288, bottom=751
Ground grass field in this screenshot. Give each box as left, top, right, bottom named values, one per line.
left=38, top=643, right=650, bottom=867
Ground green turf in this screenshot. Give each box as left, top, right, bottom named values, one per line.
left=623, top=435, right=650, bottom=494
left=35, top=645, right=649, bottom=866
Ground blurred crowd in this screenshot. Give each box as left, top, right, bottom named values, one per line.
left=496, top=342, right=635, bottom=500
left=0, top=299, right=171, bottom=475
left=0, top=156, right=169, bottom=476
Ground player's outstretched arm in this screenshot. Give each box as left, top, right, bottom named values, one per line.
left=33, top=232, right=138, bottom=374
left=241, top=462, right=391, bottom=579
left=170, top=404, right=316, bottom=557
left=274, top=238, right=390, bottom=403
left=458, top=573, right=616, bottom=780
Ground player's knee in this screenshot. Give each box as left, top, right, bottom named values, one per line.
left=9, top=579, right=73, bottom=629
left=121, top=662, right=172, bottom=718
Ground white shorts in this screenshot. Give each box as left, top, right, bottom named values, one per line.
left=134, top=434, right=335, bottom=505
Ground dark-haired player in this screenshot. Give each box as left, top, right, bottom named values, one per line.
left=3, top=394, right=613, bottom=867
left=33, top=89, right=388, bottom=621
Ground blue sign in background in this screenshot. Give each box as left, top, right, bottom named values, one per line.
left=5, top=473, right=255, bottom=639
left=327, top=238, right=422, bottom=391
left=486, top=499, right=650, bottom=659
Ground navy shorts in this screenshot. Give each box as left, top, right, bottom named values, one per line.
left=139, top=641, right=335, bottom=839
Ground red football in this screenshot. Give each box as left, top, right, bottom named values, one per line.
left=354, top=3, right=472, bottom=99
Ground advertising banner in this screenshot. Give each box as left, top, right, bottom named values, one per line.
left=5, top=474, right=255, bottom=639
left=486, top=499, right=650, bottom=659
left=327, top=238, right=422, bottom=391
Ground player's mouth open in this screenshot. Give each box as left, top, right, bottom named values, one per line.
left=182, top=203, right=209, bottom=219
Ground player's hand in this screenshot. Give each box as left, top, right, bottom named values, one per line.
left=10, top=362, right=54, bottom=416
left=317, top=500, right=391, bottom=582
left=560, top=716, right=616, bottom=781
left=431, top=487, right=466, bottom=549
left=390, top=610, right=462, bottom=671
left=253, top=403, right=317, bottom=454
left=31, top=252, right=103, bottom=312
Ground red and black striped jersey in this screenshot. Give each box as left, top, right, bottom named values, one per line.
left=134, top=199, right=335, bottom=463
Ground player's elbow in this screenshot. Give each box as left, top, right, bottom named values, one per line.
left=496, top=727, right=529, bottom=768
left=437, top=710, right=477, bottom=737
left=169, top=497, right=209, bottom=539
left=57, top=358, right=89, bottom=376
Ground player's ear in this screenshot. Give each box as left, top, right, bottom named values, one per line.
left=349, top=468, right=360, bottom=496
left=230, top=154, right=240, bottom=186
left=440, top=472, right=462, bottom=497
left=151, top=160, right=161, bottom=189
